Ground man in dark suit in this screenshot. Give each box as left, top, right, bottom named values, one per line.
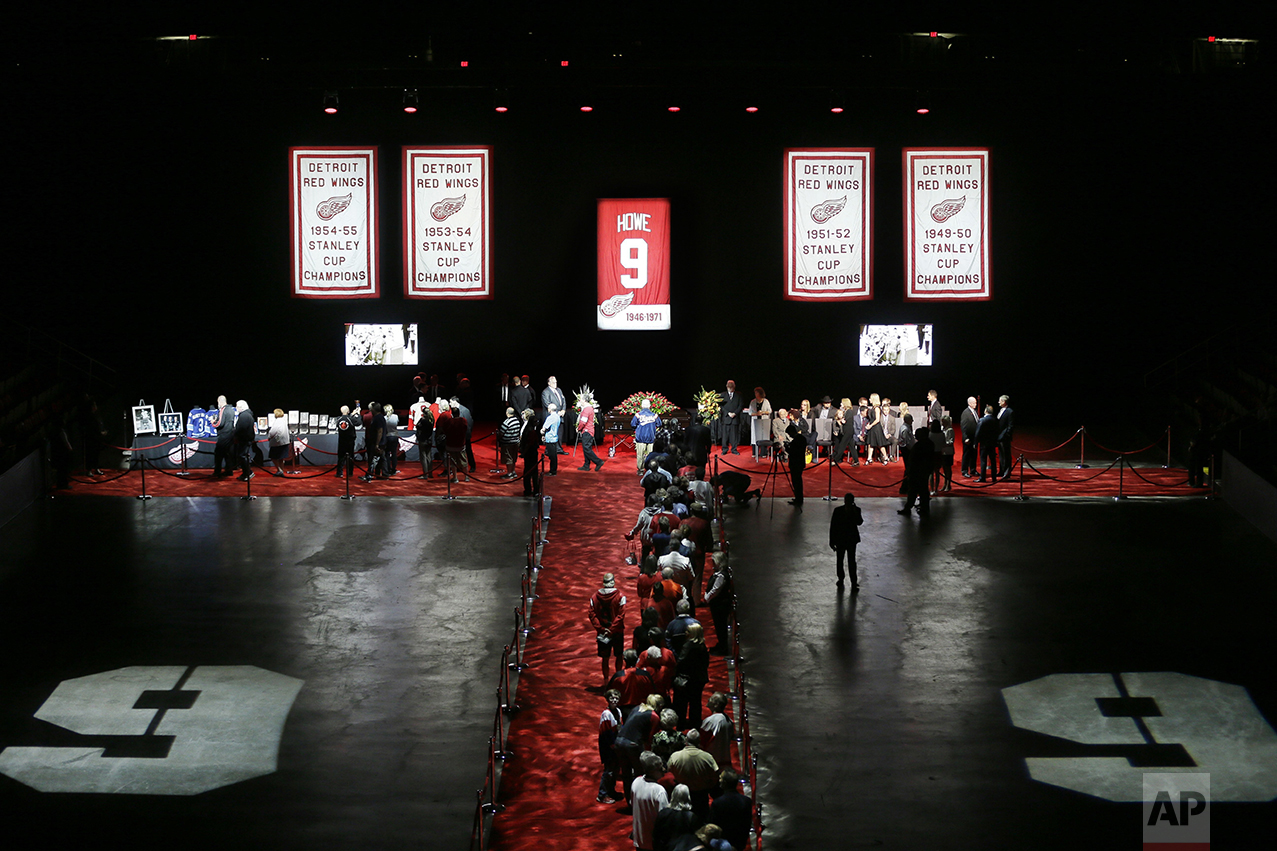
left=785, top=423, right=807, bottom=510
left=926, top=390, right=943, bottom=427
left=540, top=375, right=567, bottom=415
left=511, top=375, right=534, bottom=415
left=898, top=424, right=934, bottom=517
left=829, top=492, right=864, bottom=589
left=720, top=380, right=744, bottom=454
left=211, top=395, right=237, bottom=477
left=684, top=414, right=712, bottom=468
left=974, top=404, right=998, bottom=482
left=996, top=394, right=1015, bottom=480
left=959, top=396, right=979, bottom=478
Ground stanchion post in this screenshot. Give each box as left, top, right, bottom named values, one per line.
left=1114, top=455, right=1127, bottom=501
left=442, top=453, right=456, bottom=500
left=1076, top=427, right=1089, bottom=469
left=135, top=441, right=152, bottom=501
left=822, top=451, right=835, bottom=501
left=1205, top=453, right=1216, bottom=500
left=340, top=464, right=355, bottom=500
left=509, top=610, right=529, bottom=671
left=1164, top=425, right=1171, bottom=469
left=1014, top=453, right=1028, bottom=501
left=240, top=465, right=256, bottom=501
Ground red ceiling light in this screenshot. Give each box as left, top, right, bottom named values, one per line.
left=830, top=106, right=844, bottom=113
left=323, top=91, right=339, bottom=114
left=188, top=34, right=198, bottom=41
left=580, top=105, right=593, bottom=112
left=460, top=60, right=469, bottom=67
left=1207, top=36, right=1216, bottom=42
left=495, top=106, right=508, bottom=113
left=930, top=31, right=937, bottom=38
left=916, top=107, right=930, bottom=114
left=667, top=106, right=680, bottom=112
left=402, top=89, right=419, bottom=113
left=745, top=106, right=759, bottom=113
left=561, top=60, right=569, bottom=67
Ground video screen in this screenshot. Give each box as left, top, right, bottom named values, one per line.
left=345, top=324, right=418, bottom=366
left=859, top=324, right=933, bottom=367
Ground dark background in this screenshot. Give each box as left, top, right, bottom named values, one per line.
left=6, top=5, right=1268, bottom=424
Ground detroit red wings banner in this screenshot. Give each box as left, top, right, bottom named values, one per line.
left=784, top=148, right=873, bottom=301
left=597, top=199, right=671, bottom=330
left=403, top=146, right=492, bottom=299
left=903, top=148, right=991, bottom=301
left=289, top=147, right=378, bottom=299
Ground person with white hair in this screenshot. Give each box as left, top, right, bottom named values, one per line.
left=540, top=402, right=562, bottom=476
left=232, top=399, right=256, bottom=481
left=631, top=750, right=669, bottom=850
left=632, top=398, right=661, bottom=473
left=653, top=785, right=703, bottom=851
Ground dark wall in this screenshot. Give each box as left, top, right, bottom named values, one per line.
left=12, top=65, right=1267, bottom=424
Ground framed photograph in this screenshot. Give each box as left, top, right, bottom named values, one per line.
left=158, top=411, right=184, bottom=436
left=132, top=405, right=157, bottom=436
left=257, top=416, right=268, bottom=431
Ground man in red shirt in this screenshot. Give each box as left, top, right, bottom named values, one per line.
left=575, top=392, right=606, bottom=471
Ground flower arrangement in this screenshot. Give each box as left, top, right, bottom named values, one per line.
left=573, top=385, right=598, bottom=412
left=615, top=391, right=677, bottom=416
left=693, top=386, right=723, bottom=420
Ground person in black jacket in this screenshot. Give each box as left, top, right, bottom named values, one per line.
left=415, top=405, right=435, bottom=478
left=829, top=493, right=864, bottom=590
left=233, top=400, right=256, bottom=481
left=974, top=404, right=998, bottom=482
left=719, top=380, right=744, bottom=454
left=785, top=422, right=807, bottom=509
left=335, top=402, right=360, bottom=478
left=518, top=409, right=541, bottom=496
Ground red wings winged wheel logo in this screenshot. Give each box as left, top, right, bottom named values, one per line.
left=810, top=196, right=847, bottom=224
left=929, top=196, right=966, bottom=223
left=430, top=195, right=467, bottom=221
left=315, top=194, right=352, bottom=221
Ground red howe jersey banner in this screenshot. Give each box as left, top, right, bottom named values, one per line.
left=903, top=148, right=991, bottom=301
left=597, top=199, right=671, bottom=330
left=403, top=146, right=493, bottom=300
left=784, top=148, right=873, bottom=301
left=289, top=147, right=379, bottom=299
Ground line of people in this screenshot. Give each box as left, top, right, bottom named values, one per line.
left=586, top=441, right=754, bottom=850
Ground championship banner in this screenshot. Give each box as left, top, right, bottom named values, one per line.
left=903, top=148, right=991, bottom=301
left=783, top=148, right=873, bottom=301
left=402, top=146, right=492, bottom=299
left=289, top=147, right=378, bottom=299
left=597, top=198, right=671, bottom=330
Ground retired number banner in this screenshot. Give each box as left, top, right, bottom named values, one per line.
left=783, top=148, right=873, bottom=301
left=903, top=148, right=991, bottom=301
left=290, top=147, right=378, bottom=299
left=403, top=146, right=492, bottom=299
left=597, top=199, right=671, bottom=330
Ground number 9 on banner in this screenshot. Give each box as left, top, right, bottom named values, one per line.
left=619, top=238, right=648, bottom=289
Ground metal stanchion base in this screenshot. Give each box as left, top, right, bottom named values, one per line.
left=1075, top=464, right=1090, bottom=469
left=240, top=495, right=257, bottom=501
left=1113, top=495, right=1127, bottom=501
left=493, top=748, right=513, bottom=762
left=339, top=494, right=356, bottom=500
left=481, top=803, right=506, bottom=815
left=441, top=495, right=458, bottom=500
left=1013, top=495, right=1030, bottom=501
left=500, top=703, right=520, bottom=714
left=136, top=494, right=153, bottom=500
left=507, top=662, right=530, bottom=672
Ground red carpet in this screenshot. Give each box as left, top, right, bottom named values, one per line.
left=488, top=467, right=733, bottom=851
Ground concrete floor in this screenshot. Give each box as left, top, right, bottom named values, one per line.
left=0, top=496, right=531, bottom=849
left=2, top=494, right=1275, bottom=849
left=728, top=495, right=1277, bottom=850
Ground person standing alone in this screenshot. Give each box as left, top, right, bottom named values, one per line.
left=829, top=493, right=863, bottom=590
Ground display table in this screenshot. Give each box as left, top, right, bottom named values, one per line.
left=128, top=431, right=435, bottom=470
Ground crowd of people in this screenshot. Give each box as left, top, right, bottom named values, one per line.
left=585, top=429, right=755, bottom=851
left=703, top=383, right=1016, bottom=516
